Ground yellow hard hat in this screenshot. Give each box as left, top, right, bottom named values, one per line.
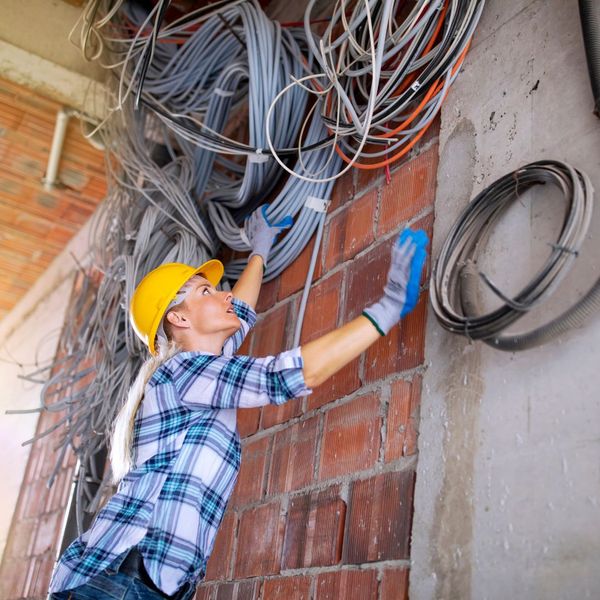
left=129, top=259, right=224, bottom=355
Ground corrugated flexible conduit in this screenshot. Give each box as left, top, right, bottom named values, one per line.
left=579, top=0, right=600, bottom=117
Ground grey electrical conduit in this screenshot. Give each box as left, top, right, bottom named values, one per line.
left=579, top=0, right=600, bottom=117
left=430, top=160, right=600, bottom=351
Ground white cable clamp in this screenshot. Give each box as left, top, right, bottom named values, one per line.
left=410, top=81, right=421, bottom=92
left=214, top=88, right=234, bottom=97
left=304, top=195, right=330, bottom=213
left=248, top=149, right=270, bottom=163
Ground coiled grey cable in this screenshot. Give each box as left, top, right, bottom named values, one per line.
left=430, top=160, right=599, bottom=351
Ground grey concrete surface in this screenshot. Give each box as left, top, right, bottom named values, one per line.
left=411, top=1, right=600, bottom=599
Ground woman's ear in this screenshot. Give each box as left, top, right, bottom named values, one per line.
left=165, top=309, right=191, bottom=330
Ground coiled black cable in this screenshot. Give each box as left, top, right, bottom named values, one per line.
left=430, top=160, right=600, bottom=351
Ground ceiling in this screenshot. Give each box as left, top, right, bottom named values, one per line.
left=0, top=78, right=106, bottom=322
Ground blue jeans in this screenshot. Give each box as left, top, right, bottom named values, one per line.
left=49, top=548, right=196, bottom=600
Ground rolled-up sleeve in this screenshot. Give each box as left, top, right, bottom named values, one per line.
left=175, top=347, right=312, bottom=409
left=221, top=297, right=257, bottom=357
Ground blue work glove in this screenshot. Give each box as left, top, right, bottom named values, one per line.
left=362, top=228, right=429, bottom=336
left=244, top=204, right=293, bottom=267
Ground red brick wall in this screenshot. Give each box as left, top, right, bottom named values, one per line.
left=197, top=123, right=440, bottom=600
left=0, top=273, right=88, bottom=599
left=0, top=123, right=439, bottom=598
left=0, top=410, right=77, bottom=598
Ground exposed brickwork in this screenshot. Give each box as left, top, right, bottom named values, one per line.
left=262, top=575, right=311, bottom=599
left=0, top=79, right=106, bottom=321
left=194, top=119, right=438, bottom=597
left=235, top=501, right=284, bottom=578
left=318, top=393, right=381, bottom=481
left=230, top=436, right=270, bottom=508
left=282, top=486, right=345, bottom=569
left=267, top=417, right=319, bottom=495
left=2, top=73, right=439, bottom=596
left=0, top=345, right=78, bottom=599
left=315, top=569, right=379, bottom=600
left=344, top=470, right=415, bottom=563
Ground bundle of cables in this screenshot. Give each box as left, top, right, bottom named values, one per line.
left=430, top=160, right=600, bottom=351
left=15, top=0, right=486, bottom=527
left=266, top=0, right=485, bottom=182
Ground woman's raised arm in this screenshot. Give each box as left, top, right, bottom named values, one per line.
left=301, top=229, right=429, bottom=389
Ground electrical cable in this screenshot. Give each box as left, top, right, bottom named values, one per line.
left=14, top=0, right=486, bottom=526
left=430, top=160, right=600, bottom=351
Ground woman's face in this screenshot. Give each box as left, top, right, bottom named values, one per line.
left=178, top=275, right=241, bottom=337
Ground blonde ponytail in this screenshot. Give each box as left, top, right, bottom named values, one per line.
left=110, top=336, right=181, bottom=483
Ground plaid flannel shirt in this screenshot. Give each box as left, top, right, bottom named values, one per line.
left=49, top=297, right=311, bottom=596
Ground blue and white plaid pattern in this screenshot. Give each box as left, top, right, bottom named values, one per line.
left=49, top=298, right=311, bottom=596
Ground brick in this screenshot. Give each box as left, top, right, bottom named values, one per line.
left=363, top=292, right=428, bottom=383
left=205, top=511, right=237, bottom=580
left=252, top=303, right=289, bottom=356
left=262, top=576, right=311, bottom=599
left=315, top=569, right=378, bottom=600
left=306, top=357, right=361, bottom=411
left=32, top=510, right=60, bottom=555
left=237, top=407, right=261, bottom=438
left=377, top=145, right=438, bottom=237
left=31, top=553, right=55, bottom=597
left=24, top=478, right=49, bottom=519
left=282, top=486, right=346, bottom=569
left=344, top=237, right=395, bottom=322
left=279, top=236, right=324, bottom=300
left=318, top=394, right=381, bottom=481
left=230, top=436, right=270, bottom=508
left=385, top=377, right=421, bottom=461
left=329, top=169, right=354, bottom=212
left=324, top=190, right=376, bottom=270
left=215, top=582, right=235, bottom=600
left=355, top=162, right=385, bottom=196
left=0, top=557, right=29, bottom=599
left=234, top=501, right=284, bottom=578
left=22, top=556, right=38, bottom=598
left=7, top=518, right=36, bottom=558
left=267, top=416, right=319, bottom=495
left=194, top=584, right=215, bottom=600
left=344, top=470, right=415, bottom=563
left=299, top=271, right=343, bottom=344
left=261, top=397, right=302, bottom=430
left=381, top=567, right=409, bottom=600
left=256, top=277, right=280, bottom=313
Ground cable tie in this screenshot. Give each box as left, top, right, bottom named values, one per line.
left=410, top=81, right=421, bottom=91
left=248, top=150, right=270, bottom=163
left=213, top=88, right=234, bottom=97
left=548, top=242, right=579, bottom=257
left=304, top=196, right=330, bottom=213
left=463, top=317, right=474, bottom=342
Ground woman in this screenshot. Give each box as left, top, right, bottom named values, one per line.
left=48, top=206, right=428, bottom=599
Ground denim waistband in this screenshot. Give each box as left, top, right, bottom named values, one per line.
left=114, top=547, right=195, bottom=600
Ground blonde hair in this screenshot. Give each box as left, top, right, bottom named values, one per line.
left=110, top=335, right=181, bottom=483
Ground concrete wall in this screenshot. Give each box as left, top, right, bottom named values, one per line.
left=411, top=1, right=600, bottom=599
left=0, top=1, right=106, bottom=118
left=0, top=215, right=94, bottom=562
left=0, top=0, right=103, bottom=80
